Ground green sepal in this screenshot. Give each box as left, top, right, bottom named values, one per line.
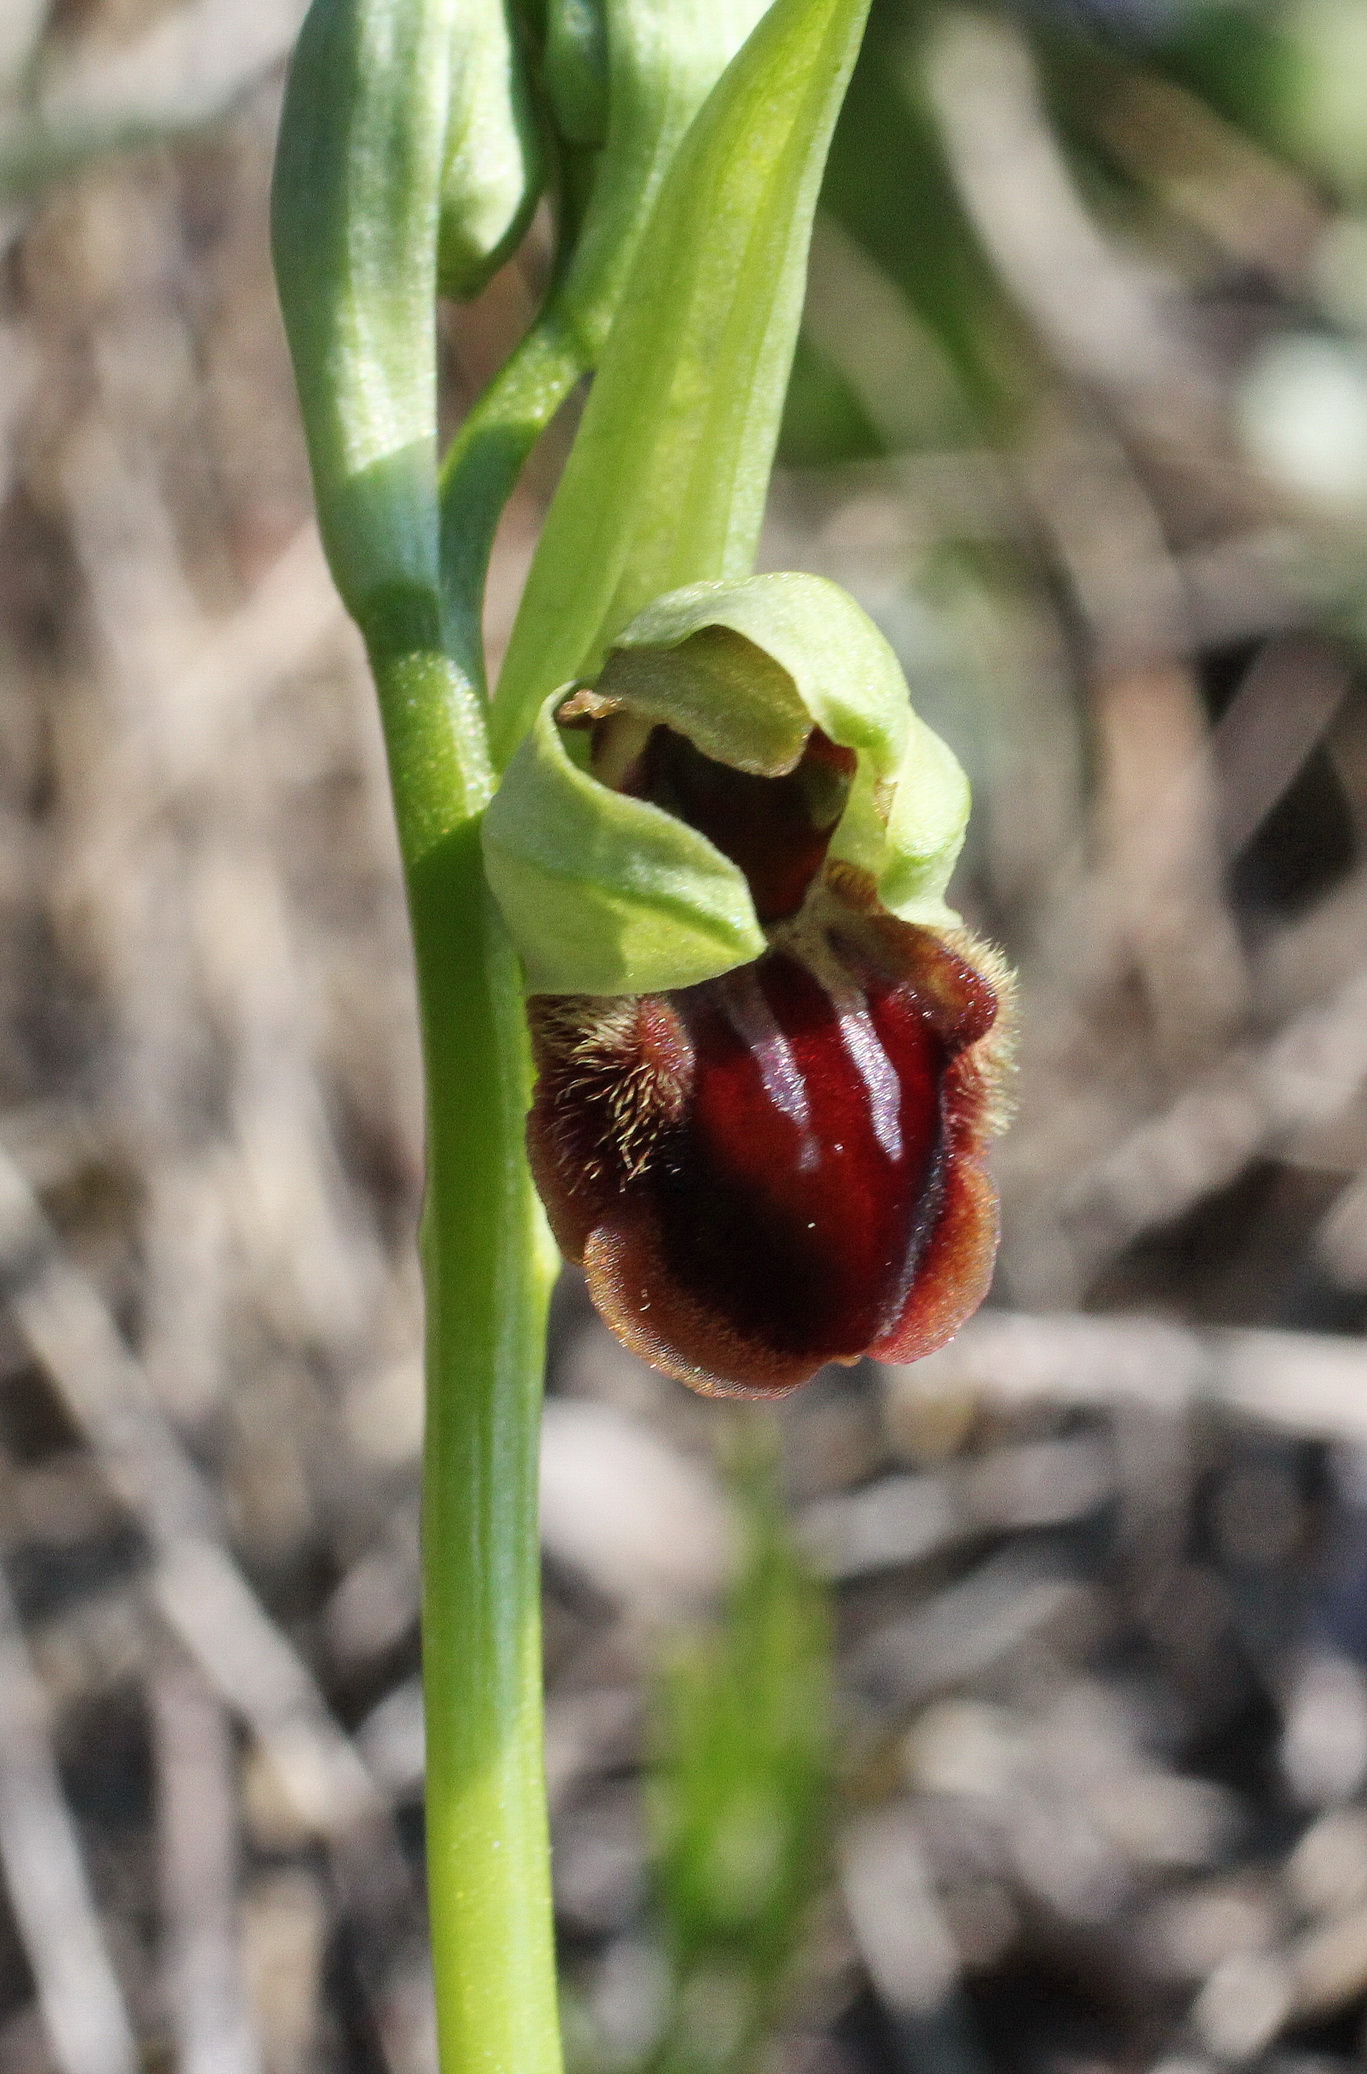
left=483, top=573, right=971, bottom=996
left=601, top=574, right=909, bottom=777
left=874, top=708, right=971, bottom=925
left=482, top=691, right=766, bottom=995
left=438, top=0, right=544, bottom=299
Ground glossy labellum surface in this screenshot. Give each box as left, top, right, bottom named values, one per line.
left=526, top=712, right=1012, bottom=1396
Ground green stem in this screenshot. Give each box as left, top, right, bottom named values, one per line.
left=368, top=626, right=561, bottom=2074
left=414, top=838, right=559, bottom=2074
left=438, top=314, right=586, bottom=692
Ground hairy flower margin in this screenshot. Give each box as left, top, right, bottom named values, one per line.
left=485, top=573, right=1015, bottom=1397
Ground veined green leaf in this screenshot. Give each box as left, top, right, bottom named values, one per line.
left=554, top=0, right=775, bottom=356
left=436, top=0, right=770, bottom=659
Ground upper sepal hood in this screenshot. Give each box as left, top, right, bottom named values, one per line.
left=482, top=572, right=973, bottom=994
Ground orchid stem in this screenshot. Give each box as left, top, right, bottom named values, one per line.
left=366, top=617, right=561, bottom=2074
left=438, top=314, right=585, bottom=700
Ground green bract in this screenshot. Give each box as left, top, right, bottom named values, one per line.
left=492, top=0, right=875, bottom=763
left=549, top=0, right=772, bottom=357
left=435, top=0, right=774, bottom=672
left=483, top=572, right=972, bottom=994
left=438, top=0, right=542, bottom=299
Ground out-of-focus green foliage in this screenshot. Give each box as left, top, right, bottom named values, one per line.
left=818, top=1, right=1036, bottom=432
left=642, top=1424, right=831, bottom=2074
left=778, top=334, right=884, bottom=468
left=1138, top=0, right=1367, bottom=200
left=779, top=0, right=1367, bottom=464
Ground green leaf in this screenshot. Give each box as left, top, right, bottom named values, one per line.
left=553, top=0, right=776, bottom=356
left=436, top=0, right=771, bottom=661
left=491, top=0, right=875, bottom=765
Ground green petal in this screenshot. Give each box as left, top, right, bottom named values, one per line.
left=482, top=695, right=765, bottom=995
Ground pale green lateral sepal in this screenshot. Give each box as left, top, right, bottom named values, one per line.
left=482, top=694, right=766, bottom=995
left=873, top=709, right=972, bottom=924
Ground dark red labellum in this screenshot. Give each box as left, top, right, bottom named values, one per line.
left=529, top=903, right=1009, bottom=1399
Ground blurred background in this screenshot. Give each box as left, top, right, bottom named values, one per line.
left=2, top=1, right=1367, bottom=2071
